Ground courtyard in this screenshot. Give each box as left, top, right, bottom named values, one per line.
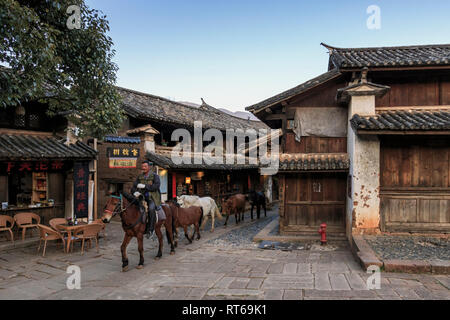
left=0, top=207, right=449, bottom=300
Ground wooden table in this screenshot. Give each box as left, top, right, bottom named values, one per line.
left=56, top=222, right=87, bottom=253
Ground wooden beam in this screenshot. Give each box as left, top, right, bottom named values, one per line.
left=265, top=114, right=285, bottom=120
left=279, top=170, right=348, bottom=173
left=286, top=201, right=345, bottom=205
left=376, top=105, right=450, bottom=112
left=357, top=130, right=450, bottom=135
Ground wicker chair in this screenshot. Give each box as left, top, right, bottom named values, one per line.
left=37, top=224, right=66, bottom=256
left=91, top=219, right=106, bottom=240
left=0, top=215, right=15, bottom=243
left=72, top=224, right=103, bottom=254
left=49, top=218, right=67, bottom=231
left=14, top=212, right=41, bottom=241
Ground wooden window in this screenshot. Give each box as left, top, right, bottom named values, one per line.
left=29, top=113, right=40, bottom=128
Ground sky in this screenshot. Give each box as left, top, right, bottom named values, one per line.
left=86, top=0, right=450, bottom=112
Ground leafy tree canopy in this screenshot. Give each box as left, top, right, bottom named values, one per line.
left=0, top=0, right=124, bottom=138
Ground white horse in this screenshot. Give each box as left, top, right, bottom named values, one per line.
left=177, top=195, right=223, bottom=232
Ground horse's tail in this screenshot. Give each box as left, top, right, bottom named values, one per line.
left=214, top=203, right=223, bottom=220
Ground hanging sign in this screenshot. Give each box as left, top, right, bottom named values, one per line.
left=73, top=161, right=89, bottom=218
left=108, top=158, right=137, bottom=168
left=107, top=147, right=140, bottom=168
left=3, top=161, right=68, bottom=173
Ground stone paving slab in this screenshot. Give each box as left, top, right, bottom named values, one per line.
left=0, top=207, right=448, bottom=300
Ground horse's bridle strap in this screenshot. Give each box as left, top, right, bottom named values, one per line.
left=106, top=194, right=145, bottom=230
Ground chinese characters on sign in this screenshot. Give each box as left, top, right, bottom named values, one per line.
left=4, top=161, right=65, bottom=173
left=73, top=161, right=89, bottom=219
left=107, top=147, right=140, bottom=168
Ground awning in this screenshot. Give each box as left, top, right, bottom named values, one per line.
left=0, top=134, right=97, bottom=161
left=146, top=151, right=259, bottom=171
left=279, top=153, right=349, bottom=171
left=350, top=110, right=450, bottom=134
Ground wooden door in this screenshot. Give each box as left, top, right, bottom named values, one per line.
left=380, top=136, right=450, bottom=232
left=283, top=172, right=346, bottom=233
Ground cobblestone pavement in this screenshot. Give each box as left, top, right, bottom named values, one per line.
left=0, top=208, right=449, bottom=300
left=365, top=235, right=450, bottom=261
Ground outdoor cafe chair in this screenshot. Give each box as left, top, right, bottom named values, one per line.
left=37, top=224, right=66, bottom=257
left=14, top=212, right=41, bottom=241
left=72, top=224, right=103, bottom=255
left=0, top=215, right=15, bottom=243
left=91, top=219, right=107, bottom=240
left=49, top=218, right=69, bottom=236
left=49, top=218, right=68, bottom=231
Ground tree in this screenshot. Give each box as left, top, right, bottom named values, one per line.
left=0, top=0, right=124, bottom=138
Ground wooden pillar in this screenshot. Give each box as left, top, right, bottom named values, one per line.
left=172, top=172, right=177, bottom=199
left=65, top=172, right=74, bottom=219
left=93, top=138, right=98, bottom=220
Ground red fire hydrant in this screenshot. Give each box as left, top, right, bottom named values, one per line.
left=318, top=223, right=327, bottom=245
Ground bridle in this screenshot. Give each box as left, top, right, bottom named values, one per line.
left=104, top=194, right=128, bottom=217
left=104, top=195, right=142, bottom=230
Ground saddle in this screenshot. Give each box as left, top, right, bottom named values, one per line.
left=137, top=198, right=167, bottom=224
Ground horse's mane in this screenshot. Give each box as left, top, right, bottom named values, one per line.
left=166, top=198, right=180, bottom=207
left=121, top=192, right=139, bottom=205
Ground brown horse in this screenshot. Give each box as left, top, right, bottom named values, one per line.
left=222, top=193, right=246, bottom=226
left=166, top=199, right=203, bottom=245
left=102, top=193, right=176, bottom=272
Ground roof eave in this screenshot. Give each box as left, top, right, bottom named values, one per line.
left=246, top=69, right=342, bottom=114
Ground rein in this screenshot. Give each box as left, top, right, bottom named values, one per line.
left=107, top=194, right=144, bottom=230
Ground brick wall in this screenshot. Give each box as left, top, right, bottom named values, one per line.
left=97, top=140, right=146, bottom=214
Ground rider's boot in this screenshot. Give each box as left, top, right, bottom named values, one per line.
left=145, top=212, right=152, bottom=239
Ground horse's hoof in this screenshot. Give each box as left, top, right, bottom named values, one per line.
left=122, top=266, right=129, bottom=272
left=136, top=265, right=144, bottom=270
left=155, top=256, right=161, bottom=260
left=210, top=229, right=214, bottom=233
left=170, top=251, right=175, bottom=255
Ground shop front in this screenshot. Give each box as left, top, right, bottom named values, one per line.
left=0, top=133, right=97, bottom=224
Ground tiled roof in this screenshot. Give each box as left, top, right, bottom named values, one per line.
left=146, top=150, right=259, bottom=171
left=126, top=124, right=159, bottom=136
left=104, top=136, right=141, bottom=144
left=118, top=87, right=267, bottom=131
left=246, top=69, right=342, bottom=112
left=322, top=43, right=450, bottom=70
left=279, top=153, right=349, bottom=171
left=350, top=110, right=450, bottom=131
left=0, top=134, right=97, bottom=161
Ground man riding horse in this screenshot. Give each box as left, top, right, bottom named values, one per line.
left=131, top=160, right=165, bottom=238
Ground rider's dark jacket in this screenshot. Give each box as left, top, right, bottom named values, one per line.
left=131, top=171, right=162, bottom=207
